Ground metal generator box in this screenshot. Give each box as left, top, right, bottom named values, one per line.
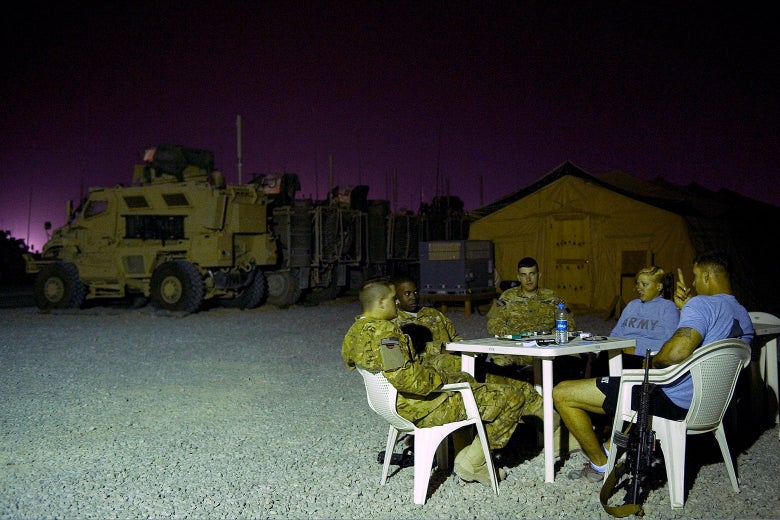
left=418, top=240, right=495, bottom=295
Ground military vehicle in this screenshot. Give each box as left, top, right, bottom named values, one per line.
left=25, top=146, right=280, bottom=313
left=259, top=181, right=380, bottom=306
left=261, top=184, right=466, bottom=306
left=25, top=145, right=475, bottom=313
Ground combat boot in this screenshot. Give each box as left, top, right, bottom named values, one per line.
left=454, top=436, right=505, bottom=485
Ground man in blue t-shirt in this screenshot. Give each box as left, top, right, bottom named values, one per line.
left=553, top=251, right=754, bottom=483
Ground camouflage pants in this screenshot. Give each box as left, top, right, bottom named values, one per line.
left=485, top=373, right=545, bottom=423
left=416, top=382, right=524, bottom=449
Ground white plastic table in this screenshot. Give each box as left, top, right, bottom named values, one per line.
left=446, top=335, right=635, bottom=483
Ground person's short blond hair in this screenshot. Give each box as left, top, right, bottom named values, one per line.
left=359, top=278, right=393, bottom=311
left=636, top=266, right=674, bottom=299
left=636, top=266, right=667, bottom=284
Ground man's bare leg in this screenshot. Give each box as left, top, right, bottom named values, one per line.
left=552, top=378, right=608, bottom=467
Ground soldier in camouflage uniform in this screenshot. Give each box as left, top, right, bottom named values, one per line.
left=342, top=278, right=525, bottom=484
left=487, top=256, right=575, bottom=367
left=391, top=276, right=463, bottom=374
left=484, top=258, right=582, bottom=456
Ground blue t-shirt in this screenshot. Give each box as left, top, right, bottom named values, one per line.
left=662, top=293, right=755, bottom=408
left=611, top=296, right=679, bottom=357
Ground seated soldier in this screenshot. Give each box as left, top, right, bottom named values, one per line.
left=392, top=275, right=463, bottom=372
left=343, top=278, right=526, bottom=484
left=610, top=266, right=680, bottom=369
left=487, top=256, right=577, bottom=371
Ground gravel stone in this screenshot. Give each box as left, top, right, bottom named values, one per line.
left=1, top=296, right=778, bottom=519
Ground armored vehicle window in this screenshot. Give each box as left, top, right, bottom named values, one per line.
left=163, top=193, right=190, bottom=207
left=84, top=200, right=108, bottom=218
left=124, top=195, right=150, bottom=208
left=125, top=215, right=185, bottom=240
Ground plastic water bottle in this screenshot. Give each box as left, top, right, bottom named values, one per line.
left=555, top=302, right=568, bottom=344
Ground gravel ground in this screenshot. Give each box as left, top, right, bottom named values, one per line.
left=1, top=293, right=778, bottom=520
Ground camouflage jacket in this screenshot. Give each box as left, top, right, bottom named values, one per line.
left=393, top=307, right=463, bottom=360
left=342, top=315, right=467, bottom=422
left=486, top=286, right=575, bottom=336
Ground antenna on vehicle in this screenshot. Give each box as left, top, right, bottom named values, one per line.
left=435, top=132, right=441, bottom=198
left=392, top=167, right=398, bottom=212
left=236, top=115, right=243, bottom=184
left=314, top=145, right=319, bottom=200
left=328, top=154, right=334, bottom=195
left=26, top=186, right=32, bottom=250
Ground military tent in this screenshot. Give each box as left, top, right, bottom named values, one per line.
left=468, top=161, right=778, bottom=316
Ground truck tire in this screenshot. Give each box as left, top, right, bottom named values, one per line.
left=266, top=271, right=302, bottom=307
left=33, top=262, right=86, bottom=309
left=231, top=268, right=267, bottom=309
left=150, top=260, right=204, bottom=313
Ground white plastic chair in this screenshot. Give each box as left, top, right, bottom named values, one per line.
left=606, top=338, right=751, bottom=509
left=355, top=365, right=498, bottom=505
left=749, top=311, right=780, bottom=437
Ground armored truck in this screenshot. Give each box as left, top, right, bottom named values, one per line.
left=25, top=145, right=475, bottom=313
left=25, top=146, right=279, bottom=313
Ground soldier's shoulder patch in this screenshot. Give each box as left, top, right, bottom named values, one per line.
left=380, top=336, right=400, bottom=347
left=379, top=336, right=404, bottom=370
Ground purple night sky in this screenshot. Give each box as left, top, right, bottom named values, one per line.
left=1, top=2, right=777, bottom=252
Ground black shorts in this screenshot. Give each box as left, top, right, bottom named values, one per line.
left=596, top=376, right=688, bottom=421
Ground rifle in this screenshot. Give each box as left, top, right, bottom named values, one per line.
left=601, top=349, right=656, bottom=517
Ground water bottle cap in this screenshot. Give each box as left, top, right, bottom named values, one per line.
left=557, top=302, right=564, bottom=308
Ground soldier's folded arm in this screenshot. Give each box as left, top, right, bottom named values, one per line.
left=378, top=330, right=462, bottom=395
left=384, top=362, right=446, bottom=395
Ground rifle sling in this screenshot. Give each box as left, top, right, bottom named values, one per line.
left=600, top=461, right=645, bottom=517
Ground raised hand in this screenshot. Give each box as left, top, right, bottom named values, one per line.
left=673, top=268, right=692, bottom=309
